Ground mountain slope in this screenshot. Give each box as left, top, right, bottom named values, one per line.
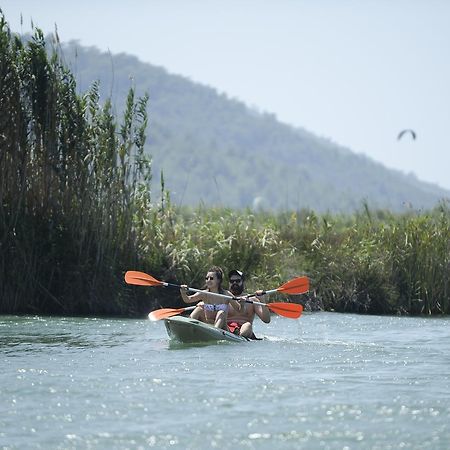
left=62, top=42, right=449, bottom=212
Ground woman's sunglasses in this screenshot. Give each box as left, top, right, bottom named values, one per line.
left=205, top=276, right=216, bottom=281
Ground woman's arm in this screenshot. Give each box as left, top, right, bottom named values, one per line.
left=180, top=285, right=203, bottom=304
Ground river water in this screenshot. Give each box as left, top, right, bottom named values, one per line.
left=1, top=312, right=449, bottom=449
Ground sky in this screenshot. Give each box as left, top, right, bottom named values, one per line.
left=2, top=0, right=450, bottom=190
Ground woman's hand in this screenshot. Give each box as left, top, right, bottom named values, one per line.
left=180, top=284, right=189, bottom=294
left=180, top=284, right=191, bottom=303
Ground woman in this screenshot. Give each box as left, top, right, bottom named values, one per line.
left=179, top=266, right=241, bottom=329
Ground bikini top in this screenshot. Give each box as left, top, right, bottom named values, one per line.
left=203, top=303, right=228, bottom=312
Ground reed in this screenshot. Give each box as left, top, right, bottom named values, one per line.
left=271, top=203, right=449, bottom=315
left=381, top=203, right=450, bottom=314
left=0, top=18, right=152, bottom=315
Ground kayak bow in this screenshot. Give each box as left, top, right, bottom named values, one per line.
left=164, top=316, right=248, bottom=343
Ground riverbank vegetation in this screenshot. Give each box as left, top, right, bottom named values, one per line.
left=140, top=203, right=449, bottom=316
left=1, top=18, right=449, bottom=316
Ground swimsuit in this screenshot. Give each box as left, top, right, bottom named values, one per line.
left=203, top=303, right=228, bottom=312
left=227, top=321, right=258, bottom=340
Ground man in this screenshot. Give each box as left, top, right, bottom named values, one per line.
left=227, top=269, right=270, bottom=339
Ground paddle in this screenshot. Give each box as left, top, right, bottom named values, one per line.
left=125, top=271, right=308, bottom=320
left=147, top=302, right=302, bottom=321
left=253, top=276, right=309, bottom=296
left=244, top=301, right=303, bottom=319
left=125, top=271, right=309, bottom=296
left=234, top=277, right=308, bottom=319
left=148, top=306, right=196, bottom=321
left=125, top=270, right=242, bottom=301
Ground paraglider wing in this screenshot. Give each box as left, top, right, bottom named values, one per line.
left=397, top=129, right=416, bottom=140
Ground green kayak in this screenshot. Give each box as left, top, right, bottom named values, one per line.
left=164, top=316, right=248, bottom=343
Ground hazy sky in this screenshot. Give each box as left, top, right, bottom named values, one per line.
left=3, top=0, right=450, bottom=190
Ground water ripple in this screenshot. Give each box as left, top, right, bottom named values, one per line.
left=1, top=313, right=449, bottom=449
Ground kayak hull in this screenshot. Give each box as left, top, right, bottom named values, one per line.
left=164, top=316, right=248, bottom=343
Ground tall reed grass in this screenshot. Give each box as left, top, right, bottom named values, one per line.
left=272, top=202, right=450, bottom=315
left=0, top=18, right=152, bottom=314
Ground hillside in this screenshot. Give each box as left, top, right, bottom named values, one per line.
left=61, top=41, right=449, bottom=212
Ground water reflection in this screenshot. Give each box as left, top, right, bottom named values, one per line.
left=0, top=334, right=92, bottom=354
left=0, top=315, right=144, bottom=355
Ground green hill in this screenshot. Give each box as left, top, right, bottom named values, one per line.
left=62, top=41, right=449, bottom=212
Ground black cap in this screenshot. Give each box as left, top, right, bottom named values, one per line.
left=228, top=269, right=244, bottom=280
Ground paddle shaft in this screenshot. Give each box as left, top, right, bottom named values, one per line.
left=160, top=281, right=268, bottom=308
left=175, top=305, right=196, bottom=313
left=259, top=288, right=278, bottom=295
left=145, top=279, right=279, bottom=306
left=161, top=281, right=242, bottom=302
left=182, top=286, right=268, bottom=306
left=126, top=271, right=308, bottom=297
left=242, top=298, right=267, bottom=307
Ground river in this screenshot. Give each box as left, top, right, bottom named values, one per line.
left=1, top=312, right=449, bottom=449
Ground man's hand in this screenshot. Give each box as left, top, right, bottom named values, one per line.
left=254, top=290, right=266, bottom=300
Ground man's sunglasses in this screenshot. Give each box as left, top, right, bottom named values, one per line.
left=230, top=278, right=242, bottom=284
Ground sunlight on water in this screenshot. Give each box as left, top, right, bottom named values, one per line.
left=1, top=313, right=449, bottom=449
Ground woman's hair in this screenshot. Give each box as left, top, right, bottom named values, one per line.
left=207, top=266, right=225, bottom=292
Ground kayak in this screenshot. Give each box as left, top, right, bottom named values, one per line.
left=164, top=316, right=248, bottom=343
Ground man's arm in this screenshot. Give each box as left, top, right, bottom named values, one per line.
left=253, top=291, right=270, bottom=323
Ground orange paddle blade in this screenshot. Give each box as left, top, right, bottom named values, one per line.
left=148, top=308, right=187, bottom=321
left=125, top=271, right=164, bottom=287
left=277, top=276, right=309, bottom=295
left=267, top=302, right=303, bottom=319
